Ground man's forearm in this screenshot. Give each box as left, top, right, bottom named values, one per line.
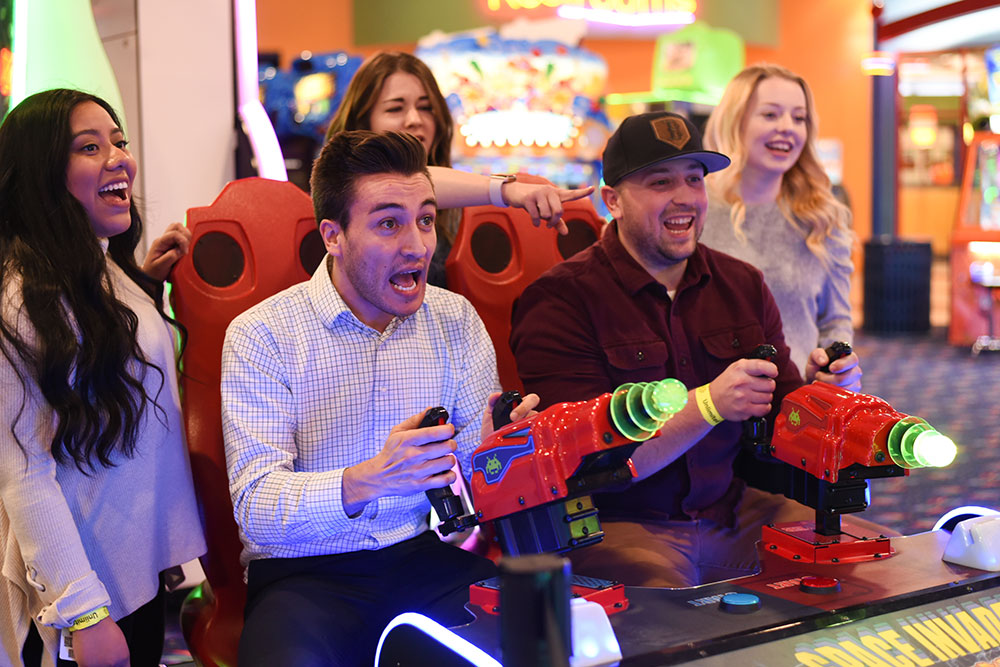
left=628, top=394, right=713, bottom=481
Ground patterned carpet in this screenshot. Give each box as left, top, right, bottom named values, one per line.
left=853, top=327, right=1000, bottom=534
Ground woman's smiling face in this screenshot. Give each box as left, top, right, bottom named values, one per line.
left=65, top=101, right=137, bottom=238
left=741, top=76, right=809, bottom=180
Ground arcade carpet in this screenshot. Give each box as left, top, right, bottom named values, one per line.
left=159, top=327, right=1000, bottom=664
left=853, top=327, right=1000, bottom=533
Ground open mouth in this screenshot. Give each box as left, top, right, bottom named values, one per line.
left=765, top=140, right=794, bottom=153
left=389, top=269, right=423, bottom=293
left=98, top=181, right=130, bottom=204
left=663, top=215, right=694, bottom=234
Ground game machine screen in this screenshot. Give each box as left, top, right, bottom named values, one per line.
left=417, top=32, right=610, bottom=216
left=0, top=0, right=13, bottom=121
left=260, top=51, right=362, bottom=192
left=948, top=44, right=1000, bottom=352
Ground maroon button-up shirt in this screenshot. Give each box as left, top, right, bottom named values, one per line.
left=510, top=223, right=803, bottom=522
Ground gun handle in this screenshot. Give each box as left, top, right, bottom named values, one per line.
left=820, top=341, right=852, bottom=374
left=492, top=390, right=523, bottom=431
left=749, top=343, right=777, bottom=363
left=743, top=344, right=777, bottom=457
left=419, top=407, right=464, bottom=522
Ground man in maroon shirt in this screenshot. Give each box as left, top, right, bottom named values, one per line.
left=509, top=111, right=863, bottom=587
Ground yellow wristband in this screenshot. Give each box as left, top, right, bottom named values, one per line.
left=695, top=384, right=724, bottom=426
left=69, top=606, right=109, bottom=632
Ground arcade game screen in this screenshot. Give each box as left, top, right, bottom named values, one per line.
left=965, top=136, right=1000, bottom=231
left=258, top=51, right=362, bottom=191
left=417, top=32, right=611, bottom=215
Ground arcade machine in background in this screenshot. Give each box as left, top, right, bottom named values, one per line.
left=950, top=131, right=1000, bottom=353
left=417, top=31, right=610, bottom=214
left=257, top=51, right=362, bottom=191
left=949, top=44, right=1000, bottom=352
left=602, top=22, right=743, bottom=136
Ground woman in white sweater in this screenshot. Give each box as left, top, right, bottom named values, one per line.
left=0, top=89, right=205, bottom=667
left=701, top=64, right=861, bottom=389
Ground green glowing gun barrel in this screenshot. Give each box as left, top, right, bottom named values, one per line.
left=609, top=378, right=688, bottom=441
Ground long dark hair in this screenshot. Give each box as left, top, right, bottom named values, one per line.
left=325, top=52, right=453, bottom=169
left=0, top=88, right=170, bottom=470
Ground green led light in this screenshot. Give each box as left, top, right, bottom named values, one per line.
left=625, top=383, right=661, bottom=433
left=611, top=384, right=651, bottom=441
left=900, top=421, right=934, bottom=468
left=646, top=378, right=688, bottom=419
left=887, top=416, right=957, bottom=468
left=887, top=416, right=925, bottom=468
left=610, top=378, right=687, bottom=442
left=911, top=430, right=957, bottom=468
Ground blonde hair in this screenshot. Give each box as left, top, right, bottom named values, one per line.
left=702, top=64, right=852, bottom=265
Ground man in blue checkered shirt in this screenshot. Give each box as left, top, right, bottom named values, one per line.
left=221, top=130, right=538, bottom=666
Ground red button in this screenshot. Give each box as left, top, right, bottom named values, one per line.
left=799, top=576, right=841, bottom=594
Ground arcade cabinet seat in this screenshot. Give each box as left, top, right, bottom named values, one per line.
left=171, top=177, right=324, bottom=667
left=445, top=175, right=605, bottom=393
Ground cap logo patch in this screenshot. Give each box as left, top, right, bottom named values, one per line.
left=651, top=117, right=690, bottom=149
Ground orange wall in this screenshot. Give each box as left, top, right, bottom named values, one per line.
left=580, top=38, right=658, bottom=96
left=256, top=0, right=873, bottom=241
left=256, top=1, right=351, bottom=63
left=744, top=0, right=874, bottom=244
left=257, top=0, right=410, bottom=62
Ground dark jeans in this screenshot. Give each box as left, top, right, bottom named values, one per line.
left=21, top=581, right=166, bottom=667
left=239, top=531, right=497, bottom=667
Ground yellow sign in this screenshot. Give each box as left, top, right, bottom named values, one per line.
left=793, top=594, right=1000, bottom=666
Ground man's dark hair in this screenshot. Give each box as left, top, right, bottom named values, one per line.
left=310, top=130, right=430, bottom=230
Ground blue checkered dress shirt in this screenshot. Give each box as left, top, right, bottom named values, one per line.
left=222, top=259, right=498, bottom=566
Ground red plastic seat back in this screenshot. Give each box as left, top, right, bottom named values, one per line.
left=171, top=177, right=321, bottom=667
left=446, top=176, right=604, bottom=392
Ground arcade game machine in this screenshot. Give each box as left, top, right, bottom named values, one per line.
left=603, top=21, right=743, bottom=134
left=377, top=355, right=1000, bottom=666
left=949, top=44, right=1000, bottom=353
left=416, top=31, right=610, bottom=212
left=949, top=131, right=1000, bottom=353
left=259, top=51, right=362, bottom=191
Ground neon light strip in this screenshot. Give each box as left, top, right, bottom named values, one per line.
left=375, top=613, right=502, bottom=667
left=233, top=0, right=287, bottom=180
left=556, top=5, right=694, bottom=27
left=10, top=0, right=27, bottom=108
